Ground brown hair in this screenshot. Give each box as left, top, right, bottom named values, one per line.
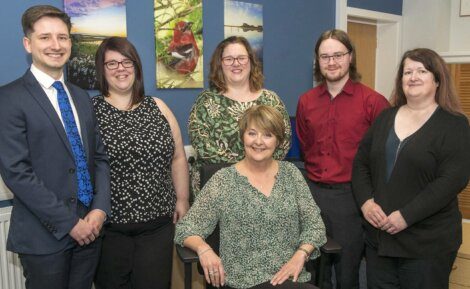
left=22, top=5, right=72, bottom=36
left=95, top=37, right=145, bottom=107
left=209, top=36, right=264, bottom=93
left=239, top=105, right=286, bottom=147
left=314, top=29, right=361, bottom=83
left=391, top=48, right=462, bottom=114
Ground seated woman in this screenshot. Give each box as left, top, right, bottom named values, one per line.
left=175, top=105, right=326, bottom=289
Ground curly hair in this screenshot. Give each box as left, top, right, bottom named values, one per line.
left=209, top=36, right=264, bottom=93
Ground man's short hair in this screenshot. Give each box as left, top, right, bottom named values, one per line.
left=22, top=5, right=72, bottom=36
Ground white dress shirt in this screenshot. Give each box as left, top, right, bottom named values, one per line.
left=30, top=64, right=82, bottom=137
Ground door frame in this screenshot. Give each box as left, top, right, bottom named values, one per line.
left=336, top=0, right=402, bottom=99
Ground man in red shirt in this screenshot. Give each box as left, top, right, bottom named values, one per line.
left=296, top=29, right=389, bottom=289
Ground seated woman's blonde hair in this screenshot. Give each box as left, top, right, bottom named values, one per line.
left=239, top=105, right=286, bottom=146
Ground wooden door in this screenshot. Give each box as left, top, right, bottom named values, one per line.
left=347, top=21, right=377, bottom=89
left=448, top=63, right=470, bottom=219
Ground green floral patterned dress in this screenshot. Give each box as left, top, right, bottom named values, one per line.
left=174, top=161, right=327, bottom=289
left=188, top=89, right=291, bottom=197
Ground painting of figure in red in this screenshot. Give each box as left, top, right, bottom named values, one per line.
left=168, top=21, right=200, bottom=74
left=155, top=0, right=203, bottom=88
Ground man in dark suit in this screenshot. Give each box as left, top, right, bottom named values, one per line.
left=0, top=5, right=110, bottom=289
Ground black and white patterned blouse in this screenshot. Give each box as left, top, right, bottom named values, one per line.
left=92, top=95, right=176, bottom=224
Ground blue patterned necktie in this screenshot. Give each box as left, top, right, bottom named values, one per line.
left=53, top=81, right=93, bottom=207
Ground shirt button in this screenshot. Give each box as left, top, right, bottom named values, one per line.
left=69, top=168, right=75, bottom=174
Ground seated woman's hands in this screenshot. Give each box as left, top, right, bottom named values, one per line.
left=271, top=245, right=313, bottom=285
left=198, top=246, right=226, bottom=287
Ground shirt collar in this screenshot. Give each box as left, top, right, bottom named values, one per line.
left=318, top=78, right=355, bottom=98
left=342, top=78, right=355, bottom=96
left=30, top=64, right=65, bottom=89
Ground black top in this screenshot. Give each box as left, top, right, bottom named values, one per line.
left=93, top=96, right=176, bottom=224
left=352, top=106, right=470, bottom=258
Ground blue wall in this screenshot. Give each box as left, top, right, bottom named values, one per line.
left=0, top=0, right=335, bottom=144
left=348, top=0, right=402, bottom=15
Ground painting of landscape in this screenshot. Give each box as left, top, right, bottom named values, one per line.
left=224, top=0, right=263, bottom=67
left=64, top=0, right=127, bottom=89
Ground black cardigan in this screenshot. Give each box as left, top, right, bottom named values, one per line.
left=352, top=106, right=470, bottom=258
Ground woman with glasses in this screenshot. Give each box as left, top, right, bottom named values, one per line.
left=188, top=36, right=291, bottom=197
left=92, top=37, right=189, bottom=289
left=352, top=48, right=470, bottom=289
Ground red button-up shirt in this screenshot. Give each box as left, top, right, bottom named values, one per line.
left=296, top=79, right=390, bottom=184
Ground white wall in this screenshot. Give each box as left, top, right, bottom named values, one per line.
left=402, top=0, right=451, bottom=52
left=403, top=0, right=470, bottom=60
left=450, top=0, right=470, bottom=51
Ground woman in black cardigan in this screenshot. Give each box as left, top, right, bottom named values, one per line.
left=352, top=48, right=470, bottom=289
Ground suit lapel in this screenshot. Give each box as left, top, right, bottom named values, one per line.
left=22, top=71, right=74, bottom=158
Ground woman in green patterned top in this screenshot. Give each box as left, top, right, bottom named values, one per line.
left=176, top=105, right=326, bottom=289
left=188, top=36, right=291, bottom=197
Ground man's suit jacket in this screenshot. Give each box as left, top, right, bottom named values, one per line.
left=0, top=70, right=110, bottom=255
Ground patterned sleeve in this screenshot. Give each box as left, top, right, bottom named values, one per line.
left=188, top=90, right=242, bottom=163
left=288, top=163, right=327, bottom=258
left=188, top=90, right=214, bottom=162
left=174, top=169, right=224, bottom=245
left=263, top=90, right=292, bottom=160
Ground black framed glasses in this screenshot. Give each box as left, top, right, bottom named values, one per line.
left=318, top=51, right=350, bottom=63
left=221, top=55, right=250, bottom=66
left=104, top=59, right=134, bottom=70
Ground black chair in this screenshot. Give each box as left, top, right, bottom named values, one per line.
left=176, top=163, right=341, bottom=289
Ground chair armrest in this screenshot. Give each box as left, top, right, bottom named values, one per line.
left=176, top=244, right=199, bottom=263
left=320, top=236, right=342, bottom=255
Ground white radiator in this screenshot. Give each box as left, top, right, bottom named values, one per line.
left=0, top=207, right=25, bottom=289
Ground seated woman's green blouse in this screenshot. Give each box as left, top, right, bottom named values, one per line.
left=175, top=161, right=326, bottom=289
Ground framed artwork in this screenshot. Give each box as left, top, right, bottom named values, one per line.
left=224, top=0, right=263, bottom=68
left=64, top=0, right=127, bottom=90
left=154, top=0, right=203, bottom=89
left=461, top=0, right=470, bottom=16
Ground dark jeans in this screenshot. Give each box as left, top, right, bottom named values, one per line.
left=94, top=218, right=174, bottom=289
left=19, top=238, right=102, bottom=289
left=308, top=180, right=364, bottom=289
left=225, top=280, right=318, bottom=289
left=366, top=245, right=457, bottom=289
